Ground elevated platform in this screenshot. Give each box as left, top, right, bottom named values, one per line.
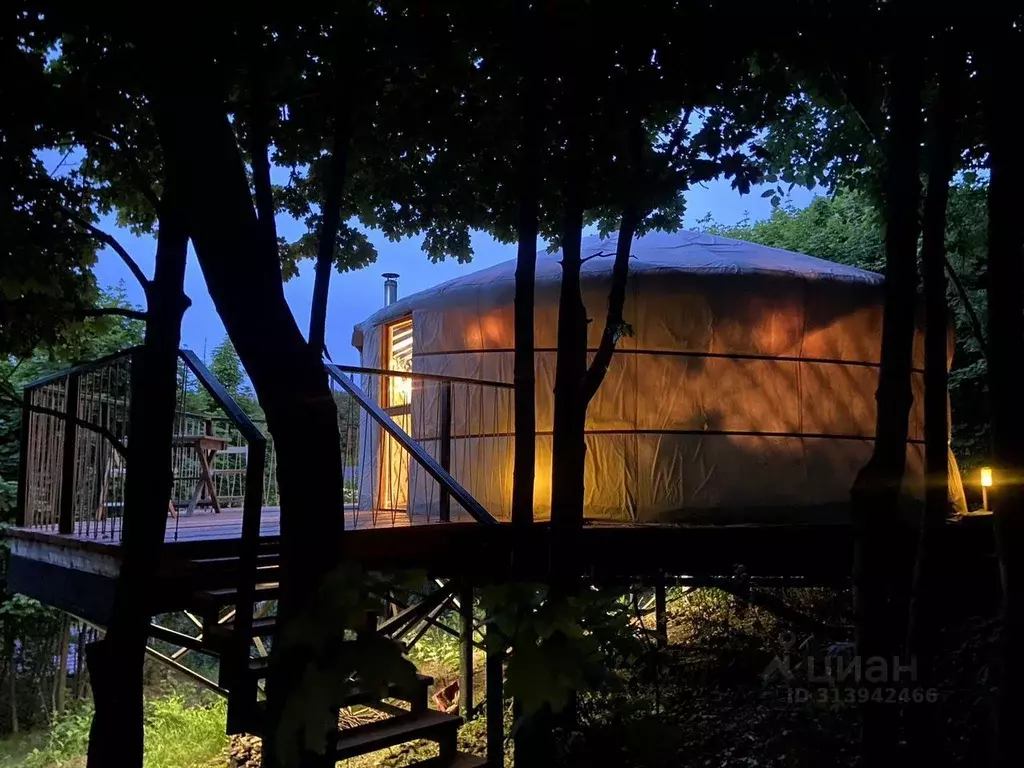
left=3, top=507, right=998, bottom=626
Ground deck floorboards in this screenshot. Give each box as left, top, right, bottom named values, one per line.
left=18, top=506, right=422, bottom=547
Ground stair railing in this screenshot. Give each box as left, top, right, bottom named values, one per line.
left=177, top=349, right=266, bottom=728
left=325, top=364, right=501, bottom=526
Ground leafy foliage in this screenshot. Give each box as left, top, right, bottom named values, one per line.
left=274, top=564, right=420, bottom=766
left=0, top=694, right=228, bottom=768
left=190, top=339, right=261, bottom=419
left=0, top=17, right=104, bottom=361
left=0, top=286, right=144, bottom=485
left=481, top=583, right=643, bottom=720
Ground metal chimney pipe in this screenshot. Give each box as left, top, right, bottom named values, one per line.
left=382, top=273, right=399, bottom=307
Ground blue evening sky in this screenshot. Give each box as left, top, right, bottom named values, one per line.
left=91, top=179, right=816, bottom=366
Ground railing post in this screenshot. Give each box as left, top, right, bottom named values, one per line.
left=95, top=402, right=110, bottom=515
left=15, top=390, right=31, bottom=527
left=655, top=576, right=668, bottom=649
left=439, top=380, right=452, bottom=522
left=486, top=616, right=505, bottom=764
left=58, top=373, right=80, bottom=534
left=459, top=579, right=474, bottom=721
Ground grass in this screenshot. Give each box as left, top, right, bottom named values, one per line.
left=0, top=694, right=229, bottom=768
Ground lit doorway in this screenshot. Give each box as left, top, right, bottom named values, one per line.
left=381, top=318, right=413, bottom=511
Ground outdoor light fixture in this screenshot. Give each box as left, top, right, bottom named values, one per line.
left=981, top=466, right=993, bottom=512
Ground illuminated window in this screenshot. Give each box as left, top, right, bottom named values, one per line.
left=380, top=318, right=413, bottom=512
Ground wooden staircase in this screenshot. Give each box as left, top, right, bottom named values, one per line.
left=173, top=557, right=486, bottom=768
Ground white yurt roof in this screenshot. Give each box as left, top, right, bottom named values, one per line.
left=357, top=230, right=882, bottom=332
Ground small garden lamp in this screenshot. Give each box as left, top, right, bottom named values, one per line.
left=981, top=466, right=993, bottom=512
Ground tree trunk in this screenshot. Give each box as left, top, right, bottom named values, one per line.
left=147, top=38, right=345, bottom=767
left=548, top=28, right=588, bottom=534
left=308, top=12, right=364, bottom=356
left=74, top=623, right=88, bottom=702
left=579, top=206, right=638, bottom=406
left=850, top=43, right=922, bottom=764
left=86, top=168, right=189, bottom=767
left=981, top=19, right=1024, bottom=768
left=308, top=141, right=350, bottom=356
left=549, top=193, right=587, bottom=531
left=512, top=6, right=543, bottom=530
left=906, top=54, right=956, bottom=763
left=580, top=106, right=644, bottom=407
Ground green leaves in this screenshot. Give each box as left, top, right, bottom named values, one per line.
left=272, top=563, right=419, bottom=767
left=506, top=635, right=586, bottom=716
left=480, top=582, right=643, bottom=722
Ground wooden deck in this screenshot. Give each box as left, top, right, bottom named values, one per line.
left=162, top=506, right=415, bottom=541
left=7, top=512, right=998, bottom=588
left=14, top=506, right=415, bottom=548
left=2, top=508, right=998, bottom=626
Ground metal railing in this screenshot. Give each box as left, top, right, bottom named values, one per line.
left=16, top=349, right=509, bottom=539
left=17, top=348, right=268, bottom=542
left=327, top=364, right=511, bottom=525
left=19, top=350, right=134, bottom=538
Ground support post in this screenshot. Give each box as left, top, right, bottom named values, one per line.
left=486, top=621, right=504, bottom=765
left=15, top=391, right=31, bottom=527
left=459, top=580, right=474, bottom=721
left=655, top=577, right=667, bottom=649
left=439, top=381, right=452, bottom=522
left=59, top=373, right=80, bottom=535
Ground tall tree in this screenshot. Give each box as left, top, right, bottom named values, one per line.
left=141, top=23, right=350, bottom=764
left=301, top=6, right=369, bottom=357
left=980, top=12, right=1024, bottom=767
left=849, top=33, right=923, bottom=767
left=4, top=12, right=192, bottom=764
left=546, top=1, right=776, bottom=531
left=511, top=1, right=544, bottom=531
left=86, top=169, right=189, bottom=768
left=906, top=38, right=961, bottom=764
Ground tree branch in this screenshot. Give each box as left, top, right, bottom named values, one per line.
left=72, top=307, right=148, bottom=321
left=309, top=9, right=363, bottom=354
left=246, top=26, right=278, bottom=247
left=65, top=211, right=151, bottom=290
left=665, top=106, right=694, bottom=161
left=581, top=109, right=645, bottom=405
left=944, top=255, right=987, bottom=360
left=580, top=208, right=638, bottom=405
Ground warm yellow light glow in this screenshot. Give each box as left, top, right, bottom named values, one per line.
left=981, top=467, right=993, bottom=488
left=396, top=375, right=412, bottom=401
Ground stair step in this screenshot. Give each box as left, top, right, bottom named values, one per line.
left=207, top=607, right=382, bottom=642
left=194, top=580, right=280, bottom=609
left=188, top=553, right=280, bottom=569
left=247, top=656, right=432, bottom=689
left=206, top=616, right=279, bottom=640
left=412, top=752, right=488, bottom=768
left=332, top=709, right=462, bottom=761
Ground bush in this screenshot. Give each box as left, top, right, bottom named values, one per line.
left=1, top=694, right=228, bottom=768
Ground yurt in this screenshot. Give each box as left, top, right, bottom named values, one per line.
left=351, top=230, right=967, bottom=525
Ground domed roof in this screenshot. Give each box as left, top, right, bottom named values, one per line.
left=359, top=229, right=882, bottom=329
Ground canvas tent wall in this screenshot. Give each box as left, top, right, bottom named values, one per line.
left=351, top=230, right=967, bottom=524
